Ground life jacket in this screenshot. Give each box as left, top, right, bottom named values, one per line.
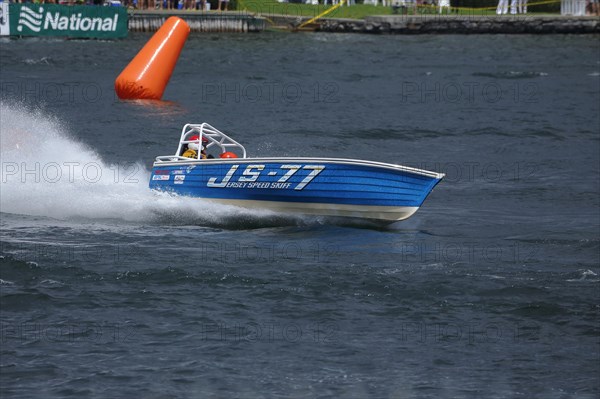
left=182, top=149, right=207, bottom=159
left=182, top=149, right=197, bottom=158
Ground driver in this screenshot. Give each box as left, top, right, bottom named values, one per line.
left=182, top=135, right=209, bottom=159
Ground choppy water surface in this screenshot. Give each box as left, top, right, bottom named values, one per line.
left=0, top=33, right=599, bottom=398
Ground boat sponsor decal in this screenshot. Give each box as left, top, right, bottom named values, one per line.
left=171, top=170, right=185, bottom=175
left=154, top=169, right=170, bottom=175
left=207, top=164, right=325, bottom=191
left=152, top=174, right=170, bottom=181
left=174, top=175, right=185, bottom=184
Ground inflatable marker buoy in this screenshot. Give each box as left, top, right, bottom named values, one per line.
left=115, top=17, right=190, bottom=100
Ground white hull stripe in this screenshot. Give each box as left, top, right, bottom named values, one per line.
left=201, top=198, right=419, bottom=221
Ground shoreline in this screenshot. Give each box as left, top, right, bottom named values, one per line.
left=322, top=14, right=600, bottom=33
left=129, top=10, right=600, bottom=33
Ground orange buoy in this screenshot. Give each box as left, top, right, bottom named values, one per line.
left=220, top=152, right=238, bottom=159
left=115, top=17, right=190, bottom=100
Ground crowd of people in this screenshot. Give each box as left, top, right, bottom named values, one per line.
left=586, top=0, right=599, bottom=15
left=497, top=0, right=598, bottom=15
left=122, top=0, right=229, bottom=10
left=6, top=0, right=230, bottom=10
left=5, top=0, right=600, bottom=15
left=324, top=0, right=600, bottom=16
left=496, top=0, right=527, bottom=14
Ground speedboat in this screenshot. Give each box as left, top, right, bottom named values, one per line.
left=149, top=123, right=444, bottom=223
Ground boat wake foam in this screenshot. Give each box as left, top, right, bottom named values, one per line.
left=0, top=102, right=305, bottom=228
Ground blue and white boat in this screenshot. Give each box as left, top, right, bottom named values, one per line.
left=149, top=123, right=444, bottom=223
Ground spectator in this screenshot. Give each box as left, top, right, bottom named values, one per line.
left=518, top=0, right=527, bottom=13
left=438, top=0, right=449, bottom=14
left=496, top=0, right=508, bottom=14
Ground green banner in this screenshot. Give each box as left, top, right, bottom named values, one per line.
left=3, top=3, right=127, bottom=39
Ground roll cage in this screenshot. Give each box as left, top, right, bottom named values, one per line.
left=155, top=123, right=247, bottom=162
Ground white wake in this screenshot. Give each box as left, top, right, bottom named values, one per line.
left=0, top=102, right=282, bottom=226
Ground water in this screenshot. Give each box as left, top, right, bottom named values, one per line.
left=1, top=33, right=599, bottom=398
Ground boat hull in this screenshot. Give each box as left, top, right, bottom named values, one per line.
left=149, top=157, right=443, bottom=222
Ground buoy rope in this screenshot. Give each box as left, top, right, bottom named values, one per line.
left=298, top=0, right=347, bottom=29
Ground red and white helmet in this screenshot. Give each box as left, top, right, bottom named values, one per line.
left=188, top=135, right=208, bottom=151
